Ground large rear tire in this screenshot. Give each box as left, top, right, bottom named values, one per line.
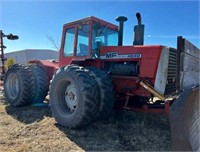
left=28, top=64, right=49, bottom=104
left=49, top=65, right=100, bottom=128
left=87, top=67, right=115, bottom=119
left=4, top=64, right=34, bottom=106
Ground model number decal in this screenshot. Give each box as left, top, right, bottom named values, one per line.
left=100, top=52, right=142, bottom=59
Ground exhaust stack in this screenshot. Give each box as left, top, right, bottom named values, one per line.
left=133, top=12, right=145, bottom=45
left=116, top=16, right=128, bottom=46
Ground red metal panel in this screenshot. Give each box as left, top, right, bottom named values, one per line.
left=140, top=58, right=159, bottom=78
left=100, top=45, right=162, bottom=58
left=100, top=45, right=163, bottom=78
left=64, top=16, right=118, bottom=30
left=115, top=100, right=171, bottom=115
left=110, top=75, right=151, bottom=97
left=28, top=59, right=59, bottom=81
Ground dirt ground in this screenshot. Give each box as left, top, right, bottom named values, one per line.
left=0, top=87, right=171, bottom=151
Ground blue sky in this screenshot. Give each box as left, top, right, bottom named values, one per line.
left=0, top=0, right=199, bottom=53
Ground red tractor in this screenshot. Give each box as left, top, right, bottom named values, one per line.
left=3, top=12, right=199, bottom=139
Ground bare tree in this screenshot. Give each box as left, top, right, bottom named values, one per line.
left=46, top=33, right=59, bottom=51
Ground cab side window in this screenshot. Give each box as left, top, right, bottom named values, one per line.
left=64, top=28, right=75, bottom=56
left=76, top=24, right=89, bottom=56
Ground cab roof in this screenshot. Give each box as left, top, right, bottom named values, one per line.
left=63, top=16, right=118, bottom=30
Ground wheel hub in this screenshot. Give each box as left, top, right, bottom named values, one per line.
left=6, top=73, right=19, bottom=99
left=65, top=83, right=77, bottom=112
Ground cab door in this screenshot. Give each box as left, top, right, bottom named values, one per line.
left=59, top=25, right=77, bottom=66
left=59, top=23, right=91, bottom=67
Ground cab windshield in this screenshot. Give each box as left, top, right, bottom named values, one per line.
left=92, top=22, right=118, bottom=57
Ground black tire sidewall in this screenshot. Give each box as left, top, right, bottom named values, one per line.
left=29, top=64, right=49, bottom=103
left=86, top=67, right=115, bottom=119
left=4, top=68, right=21, bottom=104
left=50, top=67, right=84, bottom=126
left=4, top=64, right=33, bottom=106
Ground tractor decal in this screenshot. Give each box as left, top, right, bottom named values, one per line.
left=100, top=52, right=142, bottom=59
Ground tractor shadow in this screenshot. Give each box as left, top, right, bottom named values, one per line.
left=56, top=110, right=171, bottom=151
left=5, top=104, right=52, bottom=124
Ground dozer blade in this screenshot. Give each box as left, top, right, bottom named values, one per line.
left=170, top=86, right=200, bottom=151
left=177, top=36, right=200, bottom=91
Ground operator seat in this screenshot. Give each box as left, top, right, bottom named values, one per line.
left=79, top=43, right=88, bottom=56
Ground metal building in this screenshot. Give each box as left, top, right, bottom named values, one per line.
left=5, top=49, right=59, bottom=64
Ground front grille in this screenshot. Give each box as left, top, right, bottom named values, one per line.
left=164, top=48, right=177, bottom=95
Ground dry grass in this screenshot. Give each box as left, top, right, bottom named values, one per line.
left=0, top=87, right=171, bottom=151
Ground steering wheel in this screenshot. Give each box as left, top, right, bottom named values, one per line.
left=95, top=37, right=102, bottom=43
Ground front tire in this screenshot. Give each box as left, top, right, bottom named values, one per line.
left=49, top=65, right=100, bottom=128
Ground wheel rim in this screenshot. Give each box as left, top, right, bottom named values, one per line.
left=6, top=73, right=19, bottom=99
left=64, top=82, right=77, bottom=112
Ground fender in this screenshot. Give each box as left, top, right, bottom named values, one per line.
left=28, top=59, right=59, bottom=81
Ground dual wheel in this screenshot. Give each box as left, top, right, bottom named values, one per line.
left=4, top=64, right=49, bottom=106
left=4, top=64, right=115, bottom=128
left=49, top=65, right=115, bottom=128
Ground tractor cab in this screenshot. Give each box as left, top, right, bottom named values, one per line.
left=59, top=16, right=119, bottom=66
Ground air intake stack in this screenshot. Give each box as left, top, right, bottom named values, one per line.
left=133, top=12, right=145, bottom=45
left=116, top=16, right=128, bottom=46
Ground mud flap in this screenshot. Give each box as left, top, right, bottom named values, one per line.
left=170, top=86, right=200, bottom=151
